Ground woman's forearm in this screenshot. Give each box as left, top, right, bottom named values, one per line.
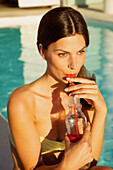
left=91, top=109, right=107, bottom=160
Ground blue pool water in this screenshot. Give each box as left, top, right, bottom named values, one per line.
left=0, top=17, right=113, bottom=167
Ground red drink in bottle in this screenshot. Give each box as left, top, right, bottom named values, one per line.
left=67, top=134, right=82, bottom=143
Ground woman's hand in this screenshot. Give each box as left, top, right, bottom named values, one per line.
left=64, top=77, right=107, bottom=161
left=65, top=77, right=107, bottom=114
left=60, top=123, right=93, bottom=170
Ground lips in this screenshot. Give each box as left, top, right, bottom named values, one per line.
left=65, top=73, right=77, bottom=78
left=65, top=73, right=77, bottom=86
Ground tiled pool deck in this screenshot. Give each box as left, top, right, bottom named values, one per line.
left=0, top=2, right=113, bottom=170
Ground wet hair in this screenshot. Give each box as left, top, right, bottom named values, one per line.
left=37, top=7, right=89, bottom=51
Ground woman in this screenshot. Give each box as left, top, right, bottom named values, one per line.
left=8, top=7, right=112, bottom=170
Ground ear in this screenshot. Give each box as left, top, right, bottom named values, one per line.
left=38, top=44, right=47, bottom=60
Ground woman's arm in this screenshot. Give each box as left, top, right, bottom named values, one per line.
left=7, top=90, right=41, bottom=170
left=64, top=77, right=107, bottom=161
left=90, top=103, right=107, bottom=160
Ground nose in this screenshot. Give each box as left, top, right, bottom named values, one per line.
left=68, top=56, right=77, bottom=70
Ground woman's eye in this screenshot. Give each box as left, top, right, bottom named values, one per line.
left=58, top=53, right=67, bottom=57
left=77, top=50, right=85, bottom=55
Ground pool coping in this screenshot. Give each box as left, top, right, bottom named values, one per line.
left=0, top=4, right=113, bottom=26
left=77, top=6, right=113, bottom=23
left=0, top=15, right=42, bottom=27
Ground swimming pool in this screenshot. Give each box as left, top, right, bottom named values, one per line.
left=0, top=16, right=113, bottom=167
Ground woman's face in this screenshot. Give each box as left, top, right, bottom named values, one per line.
left=44, top=34, right=86, bottom=83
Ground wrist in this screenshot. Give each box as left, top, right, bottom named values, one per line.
left=58, top=157, right=78, bottom=170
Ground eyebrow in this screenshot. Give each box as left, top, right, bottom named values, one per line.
left=54, top=45, right=86, bottom=53
left=79, top=46, right=86, bottom=51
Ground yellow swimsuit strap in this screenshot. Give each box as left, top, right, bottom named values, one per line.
left=40, top=136, right=65, bottom=155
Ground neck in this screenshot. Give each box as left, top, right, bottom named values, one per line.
left=39, top=73, right=67, bottom=98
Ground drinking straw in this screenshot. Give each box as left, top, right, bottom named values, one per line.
left=66, top=74, right=79, bottom=135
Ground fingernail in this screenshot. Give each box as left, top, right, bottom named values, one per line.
left=66, top=77, right=70, bottom=80
left=65, top=88, right=68, bottom=91
left=74, top=95, right=79, bottom=98
left=87, top=122, right=90, bottom=126
left=87, top=122, right=90, bottom=129
left=65, top=132, right=67, bottom=136
left=69, top=93, right=73, bottom=96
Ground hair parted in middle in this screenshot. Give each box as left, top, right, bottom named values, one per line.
left=37, top=7, right=89, bottom=51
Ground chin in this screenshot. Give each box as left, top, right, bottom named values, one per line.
left=61, top=78, right=68, bottom=84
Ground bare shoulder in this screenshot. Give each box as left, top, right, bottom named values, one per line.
left=7, top=84, right=41, bottom=169
left=7, top=84, right=36, bottom=120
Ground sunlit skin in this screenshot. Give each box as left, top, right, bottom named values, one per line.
left=41, top=34, right=86, bottom=85
left=7, top=34, right=110, bottom=170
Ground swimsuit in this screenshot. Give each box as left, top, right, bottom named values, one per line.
left=8, top=126, right=65, bottom=155
left=40, top=136, right=65, bottom=155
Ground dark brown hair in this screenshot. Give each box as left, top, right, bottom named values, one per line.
left=37, top=7, right=89, bottom=50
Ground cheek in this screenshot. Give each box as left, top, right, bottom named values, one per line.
left=49, top=56, right=66, bottom=69
left=54, top=59, right=65, bottom=69
left=83, top=55, right=86, bottom=63
left=79, top=54, right=86, bottom=66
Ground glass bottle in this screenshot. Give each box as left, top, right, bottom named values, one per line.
left=66, top=95, right=87, bottom=142
left=65, top=95, right=91, bottom=169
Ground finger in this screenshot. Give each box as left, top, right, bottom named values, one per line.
left=65, top=134, right=71, bottom=150
left=73, top=93, right=98, bottom=102
left=71, top=88, right=98, bottom=95
left=88, top=129, right=92, bottom=147
left=66, top=77, right=95, bottom=84
left=65, top=84, right=98, bottom=92
left=85, top=99, right=94, bottom=106
left=82, top=123, right=91, bottom=141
